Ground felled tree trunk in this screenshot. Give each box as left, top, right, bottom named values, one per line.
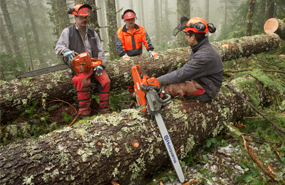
left=264, top=18, right=285, bottom=40
left=0, top=77, right=266, bottom=185
left=0, top=33, right=280, bottom=123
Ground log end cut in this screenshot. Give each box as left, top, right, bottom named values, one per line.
left=264, top=18, right=279, bottom=33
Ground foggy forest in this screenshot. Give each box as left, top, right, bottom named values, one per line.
left=1, top=0, right=285, bottom=185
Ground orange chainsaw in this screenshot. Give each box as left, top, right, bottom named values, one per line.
left=16, top=52, right=102, bottom=79
left=131, top=65, right=185, bottom=183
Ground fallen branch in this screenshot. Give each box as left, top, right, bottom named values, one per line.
left=241, top=135, right=277, bottom=181
left=225, top=84, right=285, bottom=137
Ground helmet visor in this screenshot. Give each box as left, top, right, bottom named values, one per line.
left=173, top=16, right=189, bottom=36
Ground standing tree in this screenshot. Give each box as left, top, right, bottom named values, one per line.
left=266, top=0, right=274, bottom=20
left=129, top=0, right=133, bottom=10
left=105, top=0, right=118, bottom=60
left=49, top=0, right=70, bottom=38
left=154, top=0, right=161, bottom=46
left=176, top=0, right=190, bottom=47
left=205, top=0, right=210, bottom=22
left=116, top=0, right=122, bottom=28
left=0, top=15, right=12, bottom=54
left=138, top=0, right=145, bottom=27
left=97, top=0, right=108, bottom=50
left=86, top=0, right=101, bottom=39
left=24, top=0, right=45, bottom=65
left=0, top=0, right=23, bottom=60
left=246, top=0, right=256, bottom=36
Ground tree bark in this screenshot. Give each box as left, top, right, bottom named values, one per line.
left=0, top=0, right=23, bottom=59
left=105, top=0, right=118, bottom=60
left=264, top=18, right=285, bottom=40
left=154, top=0, right=161, bottom=46
left=86, top=0, right=101, bottom=39
left=0, top=77, right=266, bottom=185
left=0, top=33, right=281, bottom=123
left=246, top=0, right=256, bottom=36
left=176, top=0, right=190, bottom=47
left=50, top=0, right=70, bottom=38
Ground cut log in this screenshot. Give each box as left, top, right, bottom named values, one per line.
left=0, top=33, right=280, bottom=123
left=264, top=18, right=285, bottom=40
left=0, top=77, right=266, bottom=185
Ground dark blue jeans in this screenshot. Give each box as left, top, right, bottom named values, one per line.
left=184, top=93, right=212, bottom=102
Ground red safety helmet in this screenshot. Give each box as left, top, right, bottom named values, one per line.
left=183, top=17, right=209, bottom=33
left=173, top=16, right=216, bottom=36
left=67, top=4, right=92, bottom=17
left=121, top=9, right=136, bottom=20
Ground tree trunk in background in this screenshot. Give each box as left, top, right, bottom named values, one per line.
left=266, top=0, right=274, bottom=20
left=0, top=33, right=281, bottom=123
left=264, top=18, right=285, bottom=40
left=116, top=0, right=122, bottom=28
left=129, top=0, right=133, bottom=9
left=50, top=0, right=70, bottom=38
left=0, top=15, right=13, bottom=54
left=223, top=0, right=228, bottom=40
left=97, top=0, right=108, bottom=50
left=85, top=0, right=101, bottom=39
left=205, top=0, right=210, bottom=22
left=177, top=0, right=190, bottom=47
left=23, top=24, right=34, bottom=71
left=0, top=77, right=266, bottom=184
left=24, top=0, right=45, bottom=65
left=164, top=0, right=171, bottom=40
left=154, top=0, right=161, bottom=46
left=139, top=0, right=145, bottom=27
left=0, top=0, right=23, bottom=60
left=105, top=0, right=118, bottom=60
left=246, top=0, right=256, bottom=36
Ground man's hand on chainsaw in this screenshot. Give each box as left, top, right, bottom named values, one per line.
left=149, top=51, right=159, bottom=59
left=122, top=53, right=130, bottom=60
left=63, top=49, right=75, bottom=64
left=94, top=65, right=103, bottom=76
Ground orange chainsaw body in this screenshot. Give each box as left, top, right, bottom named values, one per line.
left=131, top=65, right=160, bottom=113
left=70, top=52, right=102, bottom=74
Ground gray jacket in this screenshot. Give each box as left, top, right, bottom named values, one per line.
left=55, top=24, right=107, bottom=67
left=157, top=37, right=223, bottom=98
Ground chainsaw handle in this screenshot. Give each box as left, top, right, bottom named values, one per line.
left=139, top=66, right=146, bottom=75
left=152, top=89, right=171, bottom=104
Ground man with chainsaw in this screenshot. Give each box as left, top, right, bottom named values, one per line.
left=157, top=17, right=223, bottom=101
left=55, top=4, right=111, bottom=115
left=116, top=9, right=159, bottom=95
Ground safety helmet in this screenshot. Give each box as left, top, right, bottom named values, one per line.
left=67, top=4, right=92, bottom=17
left=173, top=16, right=216, bottom=36
left=121, top=9, right=136, bottom=20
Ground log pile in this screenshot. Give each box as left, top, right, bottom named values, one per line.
left=0, top=33, right=280, bottom=123
left=0, top=77, right=266, bottom=185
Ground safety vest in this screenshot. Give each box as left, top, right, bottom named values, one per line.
left=116, top=24, right=154, bottom=57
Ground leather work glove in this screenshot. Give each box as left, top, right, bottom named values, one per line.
left=149, top=51, right=159, bottom=59
left=122, top=53, right=130, bottom=60
left=63, top=49, right=75, bottom=65
left=94, top=65, right=103, bottom=76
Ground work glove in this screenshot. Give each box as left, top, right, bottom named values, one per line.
left=63, top=49, right=75, bottom=65
left=94, top=65, right=103, bottom=76
left=122, top=53, right=130, bottom=60
left=149, top=51, right=159, bottom=59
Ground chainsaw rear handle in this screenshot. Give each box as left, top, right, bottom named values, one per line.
left=154, top=90, right=171, bottom=104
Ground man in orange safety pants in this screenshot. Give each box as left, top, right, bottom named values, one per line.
left=55, top=4, right=111, bottom=116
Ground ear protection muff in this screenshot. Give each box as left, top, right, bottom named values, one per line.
left=67, top=8, right=74, bottom=14
left=207, top=23, right=216, bottom=33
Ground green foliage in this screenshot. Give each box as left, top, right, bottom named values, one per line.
left=205, top=137, right=228, bottom=152
left=62, top=112, right=73, bottom=122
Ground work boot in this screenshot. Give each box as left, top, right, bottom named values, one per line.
left=99, top=107, right=111, bottom=114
